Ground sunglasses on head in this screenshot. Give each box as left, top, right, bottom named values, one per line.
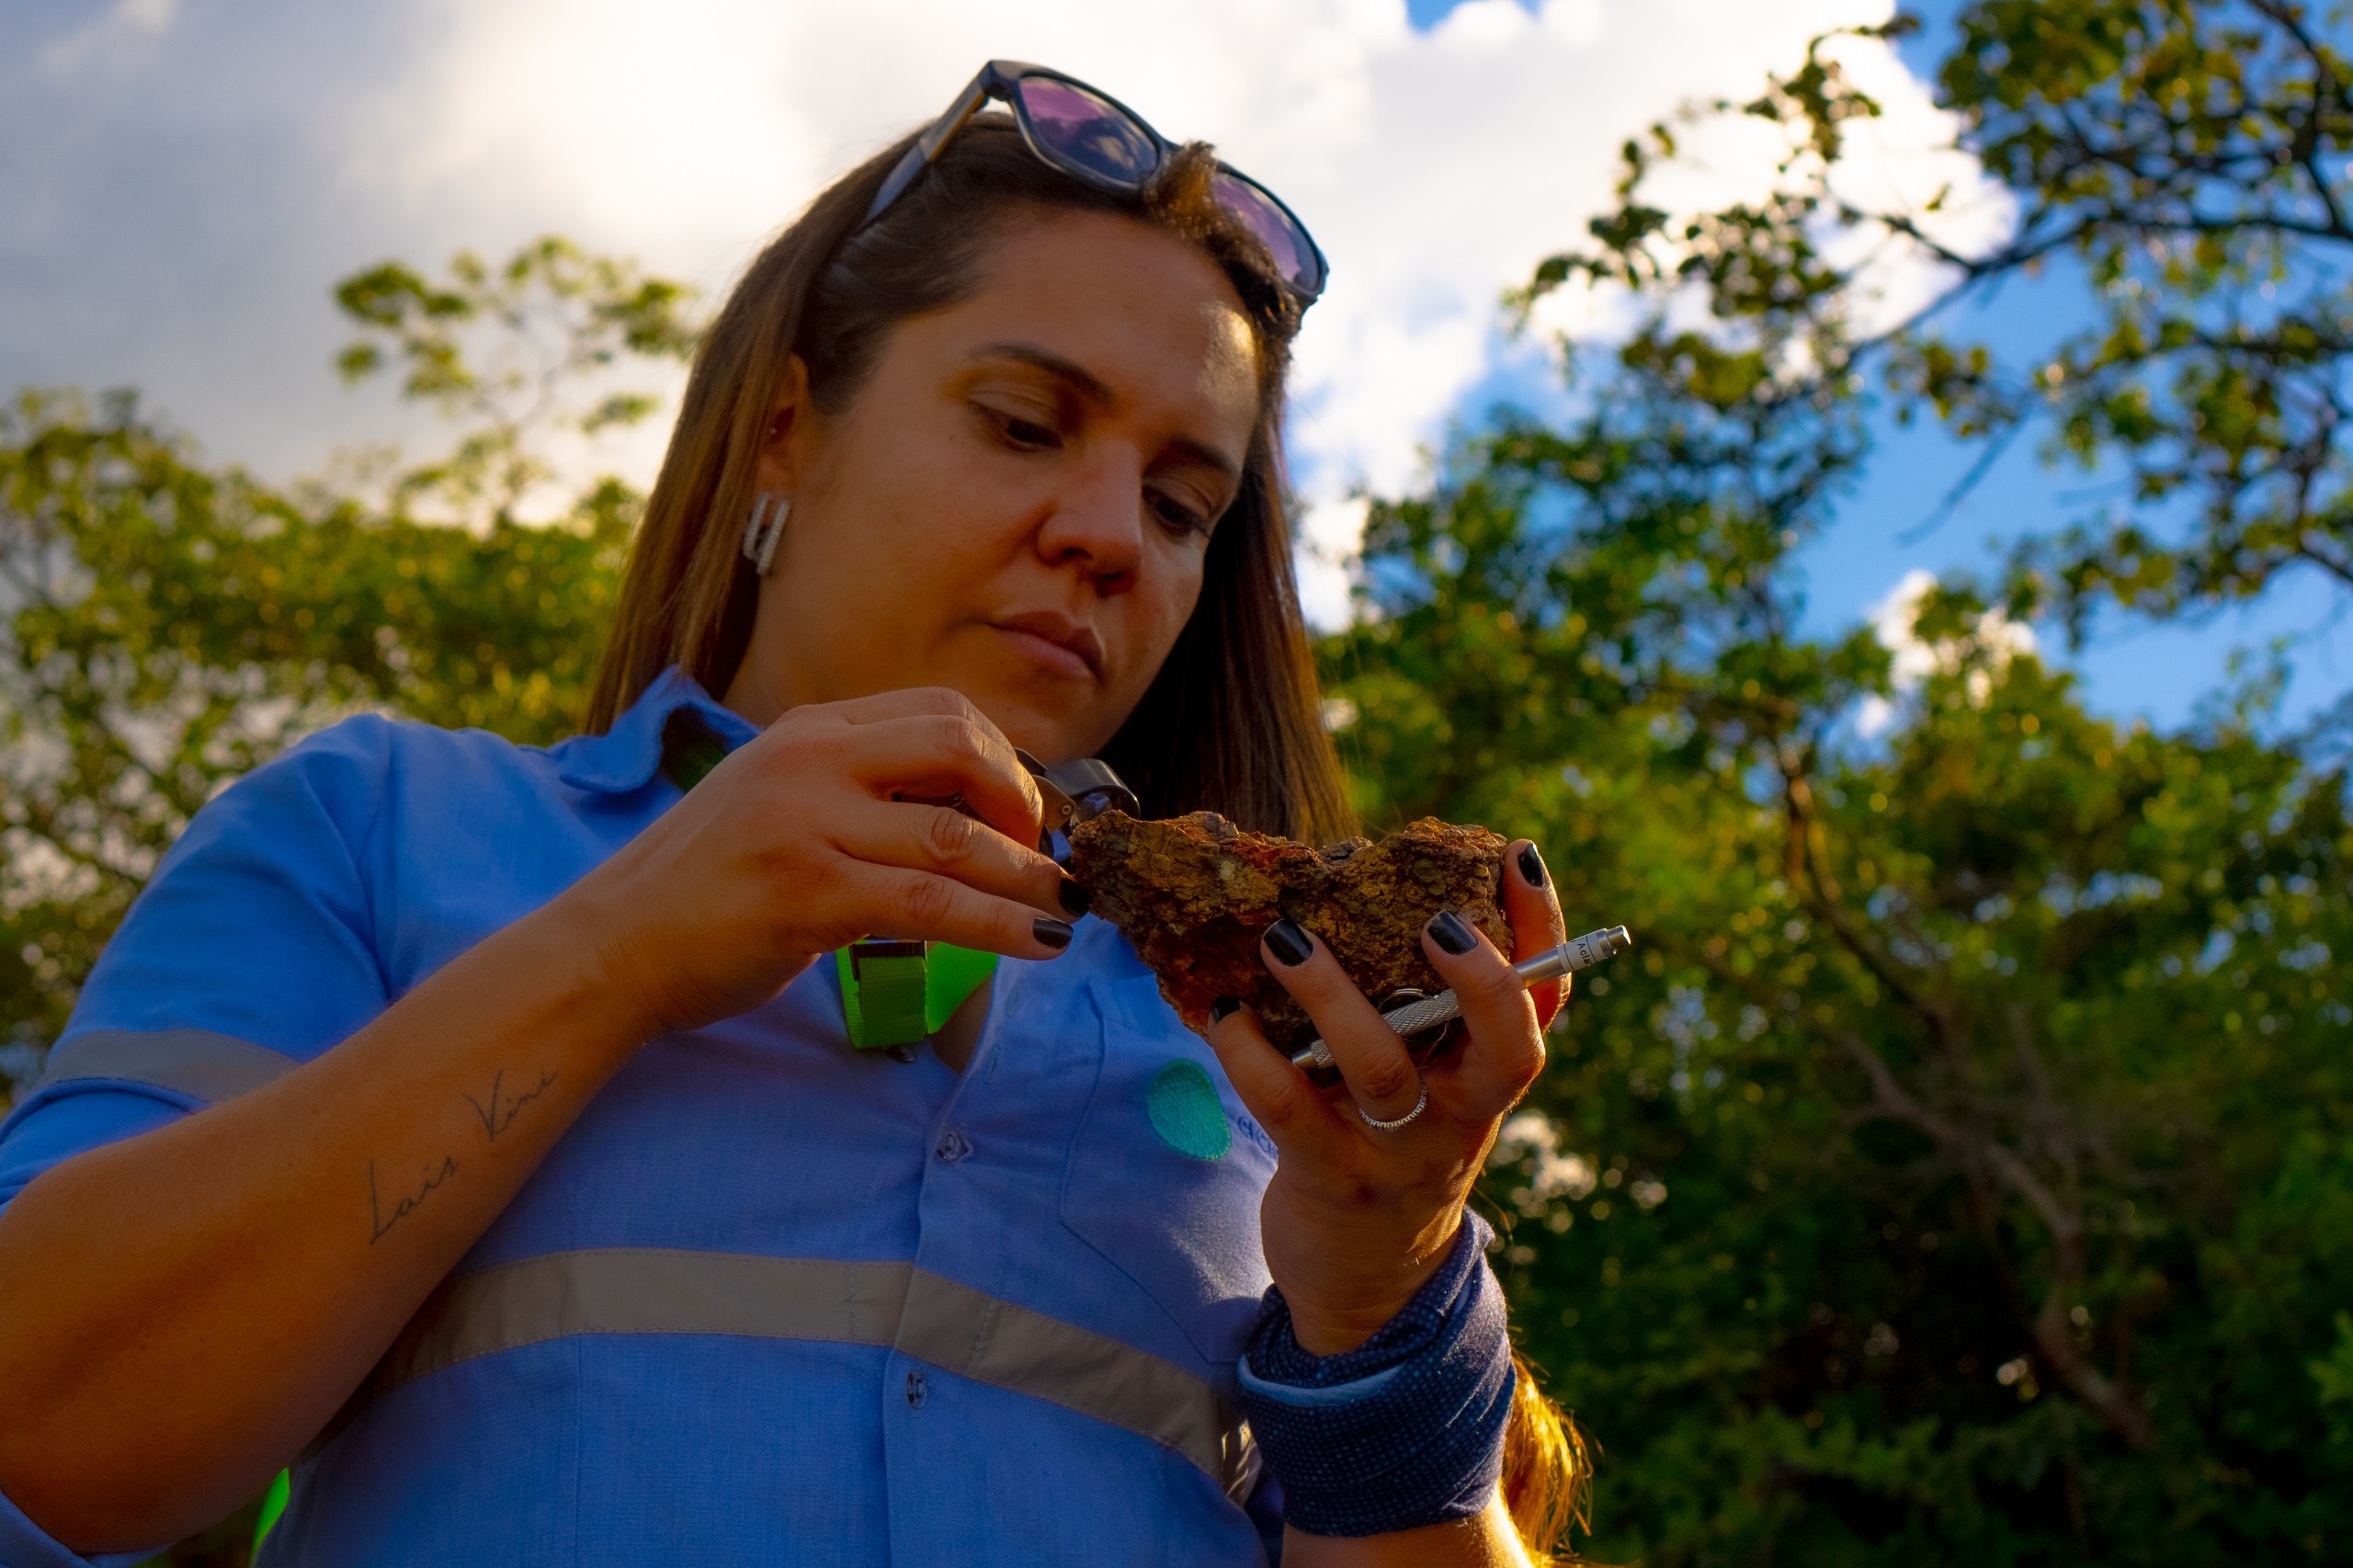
left=860, top=60, right=1329, bottom=303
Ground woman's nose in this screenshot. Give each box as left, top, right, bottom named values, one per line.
left=1032, top=460, right=1145, bottom=590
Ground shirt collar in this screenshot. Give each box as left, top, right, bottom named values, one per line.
left=549, top=666, right=761, bottom=794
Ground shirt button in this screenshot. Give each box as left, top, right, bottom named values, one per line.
left=934, top=1129, right=972, bottom=1164
left=905, top=1369, right=927, bottom=1408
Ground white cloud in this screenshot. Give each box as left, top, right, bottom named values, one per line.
left=1488, top=1108, right=1598, bottom=1211
left=40, top=0, right=177, bottom=78
left=1813, top=32, right=2016, bottom=333
left=1532, top=23, right=2012, bottom=349
left=5, top=0, right=1996, bottom=626
left=1857, top=566, right=2038, bottom=734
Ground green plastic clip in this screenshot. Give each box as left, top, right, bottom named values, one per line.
left=837, top=940, right=997, bottom=1051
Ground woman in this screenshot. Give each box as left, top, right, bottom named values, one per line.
left=0, top=63, right=1586, bottom=1566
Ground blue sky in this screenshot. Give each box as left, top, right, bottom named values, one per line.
left=1408, top=0, right=1520, bottom=23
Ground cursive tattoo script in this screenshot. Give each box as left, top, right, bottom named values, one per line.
left=369, top=1155, right=459, bottom=1244
left=462, top=1067, right=558, bottom=1142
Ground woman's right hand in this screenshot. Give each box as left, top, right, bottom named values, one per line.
left=563, top=686, right=1078, bottom=1036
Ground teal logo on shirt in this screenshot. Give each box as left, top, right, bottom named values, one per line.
left=1146, top=1060, right=1232, bottom=1161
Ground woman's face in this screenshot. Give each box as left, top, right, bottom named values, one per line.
left=727, top=208, right=1264, bottom=763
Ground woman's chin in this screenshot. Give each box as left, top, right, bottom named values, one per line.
left=935, top=648, right=1102, bottom=753
left=951, top=684, right=1105, bottom=767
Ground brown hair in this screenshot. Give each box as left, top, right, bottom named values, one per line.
left=584, top=107, right=1589, bottom=1556
left=1503, top=1346, right=1601, bottom=1563
left=585, top=115, right=1351, bottom=842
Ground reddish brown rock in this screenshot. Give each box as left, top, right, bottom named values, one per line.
left=1067, top=810, right=1512, bottom=1053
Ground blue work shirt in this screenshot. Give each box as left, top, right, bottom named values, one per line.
left=0, top=668, right=1285, bottom=1566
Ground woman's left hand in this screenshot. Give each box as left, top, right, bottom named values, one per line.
left=1205, top=839, right=1567, bottom=1354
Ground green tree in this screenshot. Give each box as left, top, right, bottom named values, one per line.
left=1533, top=2, right=2353, bottom=694
left=331, top=234, right=699, bottom=528
left=1331, top=400, right=2353, bottom=1557
left=1, top=238, right=695, bottom=1108
left=1317, top=3, right=2353, bottom=1559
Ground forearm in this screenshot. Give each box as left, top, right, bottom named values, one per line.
left=1285, top=1493, right=1534, bottom=1566
left=0, top=893, right=658, bottom=1551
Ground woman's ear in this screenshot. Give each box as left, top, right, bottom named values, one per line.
left=752, top=356, right=814, bottom=493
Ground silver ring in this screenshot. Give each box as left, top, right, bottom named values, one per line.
left=1355, top=1077, right=1428, bottom=1131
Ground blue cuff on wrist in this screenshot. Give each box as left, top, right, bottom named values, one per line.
left=1236, top=1210, right=1515, bottom=1538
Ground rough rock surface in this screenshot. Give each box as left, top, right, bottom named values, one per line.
left=1068, top=810, right=1512, bottom=1053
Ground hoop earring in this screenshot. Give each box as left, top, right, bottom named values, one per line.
left=741, top=491, right=790, bottom=576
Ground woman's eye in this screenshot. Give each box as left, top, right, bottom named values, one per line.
left=983, top=406, right=1062, bottom=450
left=1150, top=491, right=1211, bottom=539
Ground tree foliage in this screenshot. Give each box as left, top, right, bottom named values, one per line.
left=0, top=240, right=695, bottom=1100
left=1331, top=381, right=2353, bottom=1559
left=1349, top=2, right=2353, bottom=1559
left=332, top=234, right=699, bottom=527
left=1534, top=0, right=2353, bottom=683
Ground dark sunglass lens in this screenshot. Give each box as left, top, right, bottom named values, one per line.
left=1017, top=76, right=1160, bottom=187
left=1211, top=170, right=1322, bottom=296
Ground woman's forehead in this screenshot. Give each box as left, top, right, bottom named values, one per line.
left=917, top=211, right=1261, bottom=430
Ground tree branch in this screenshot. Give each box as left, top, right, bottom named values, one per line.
left=1779, top=761, right=1961, bottom=1052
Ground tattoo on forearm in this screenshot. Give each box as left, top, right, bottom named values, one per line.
left=362, top=1069, right=554, bottom=1243
left=463, top=1067, right=558, bottom=1142
left=368, top=1155, right=459, bottom=1244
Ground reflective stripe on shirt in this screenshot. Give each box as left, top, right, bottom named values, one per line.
left=348, top=1247, right=1258, bottom=1497
left=31, top=1028, right=1267, bottom=1499
left=32, top=1028, right=299, bottom=1103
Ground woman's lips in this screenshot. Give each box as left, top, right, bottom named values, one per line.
left=998, top=625, right=1097, bottom=680
left=991, top=612, right=1105, bottom=681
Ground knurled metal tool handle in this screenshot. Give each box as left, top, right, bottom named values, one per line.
left=1289, top=925, right=1632, bottom=1071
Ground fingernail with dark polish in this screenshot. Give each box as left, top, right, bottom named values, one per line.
left=1264, top=917, right=1314, bottom=968
left=1518, top=843, right=1548, bottom=890
left=1429, top=910, right=1477, bottom=956
left=1210, top=995, right=1242, bottom=1025
left=1058, top=877, right=1092, bottom=916
left=1033, top=917, right=1074, bottom=950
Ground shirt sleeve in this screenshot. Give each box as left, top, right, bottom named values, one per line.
left=0, top=1482, right=154, bottom=1568
left=0, top=721, right=396, bottom=1567
left=0, top=715, right=397, bottom=1205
